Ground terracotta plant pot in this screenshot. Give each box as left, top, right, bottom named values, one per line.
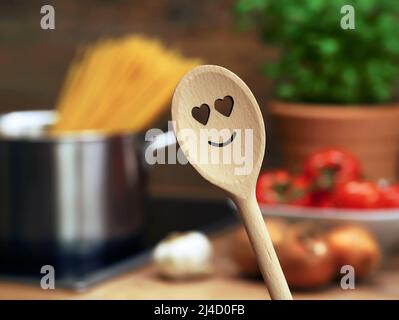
left=269, top=101, right=399, bottom=181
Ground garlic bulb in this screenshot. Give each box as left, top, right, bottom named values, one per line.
left=153, top=231, right=213, bottom=279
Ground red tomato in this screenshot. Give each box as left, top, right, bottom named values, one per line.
left=379, top=184, right=399, bottom=208
left=287, top=175, right=312, bottom=206
left=310, top=191, right=335, bottom=208
left=256, top=170, right=291, bottom=204
left=304, top=148, right=361, bottom=190
left=334, top=181, right=381, bottom=209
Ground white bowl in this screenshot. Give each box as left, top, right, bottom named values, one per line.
left=259, top=204, right=399, bottom=252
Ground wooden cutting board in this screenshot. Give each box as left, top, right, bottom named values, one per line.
left=0, top=229, right=398, bottom=300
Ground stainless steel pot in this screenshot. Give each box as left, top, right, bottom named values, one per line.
left=0, top=111, right=147, bottom=277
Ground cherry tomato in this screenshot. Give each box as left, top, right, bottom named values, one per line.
left=287, top=175, right=312, bottom=206
left=334, top=181, right=381, bottom=209
left=379, top=184, right=399, bottom=208
left=256, top=170, right=291, bottom=204
left=304, top=148, right=362, bottom=190
left=310, top=191, right=335, bottom=208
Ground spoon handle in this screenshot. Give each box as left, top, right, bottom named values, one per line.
left=235, top=194, right=292, bottom=300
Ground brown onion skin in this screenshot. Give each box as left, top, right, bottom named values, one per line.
left=277, top=223, right=335, bottom=289
left=231, top=220, right=335, bottom=289
left=230, top=218, right=288, bottom=277
left=326, top=225, right=381, bottom=279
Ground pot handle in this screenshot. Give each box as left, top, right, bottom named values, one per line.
left=146, top=130, right=177, bottom=153
left=142, top=130, right=184, bottom=168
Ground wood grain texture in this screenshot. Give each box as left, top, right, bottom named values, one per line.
left=235, top=195, right=292, bottom=299
left=172, top=65, right=291, bottom=299
left=0, top=229, right=398, bottom=300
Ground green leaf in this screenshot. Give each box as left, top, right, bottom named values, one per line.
left=276, top=83, right=295, bottom=99
left=233, top=0, right=399, bottom=104
left=317, top=38, right=339, bottom=56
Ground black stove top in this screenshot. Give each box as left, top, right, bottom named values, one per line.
left=0, top=197, right=237, bottom=289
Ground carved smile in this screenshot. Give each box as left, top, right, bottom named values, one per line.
left=208, top=131, right=237, bottom=148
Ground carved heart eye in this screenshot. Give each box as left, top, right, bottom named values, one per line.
left=215, top=95, right=234, bottom=117
left=191, top=104, right=210, bottom=125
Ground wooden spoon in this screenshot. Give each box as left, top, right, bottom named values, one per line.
left=171, top=65, right=292, bottom=300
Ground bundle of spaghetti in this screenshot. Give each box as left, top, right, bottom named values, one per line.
left=52, top=35, right=200, bottom=134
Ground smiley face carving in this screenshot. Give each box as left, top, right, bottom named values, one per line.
left=172, top=65, right=265, bottom=182
left=191, top=104, right=210, bottom=125
left=192, top=96, right=234, bottom=125
left=191, top=96, right=236, bottom=147
left=215, top=95, right=234, bottom=117
left=208, top=131, right=237, bottom=147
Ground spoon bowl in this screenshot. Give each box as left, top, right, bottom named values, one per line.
left=172, top=65, right=265, bottom=198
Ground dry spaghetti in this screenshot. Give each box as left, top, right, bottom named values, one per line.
left=52, top=35, right=200, bottom=134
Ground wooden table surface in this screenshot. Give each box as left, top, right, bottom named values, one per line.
left=0, top=230, right=398, bottom=300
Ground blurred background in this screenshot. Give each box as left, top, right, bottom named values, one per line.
left=0, top=0, right=399, bottom=299
left=0, top=0, right=280, bottom=199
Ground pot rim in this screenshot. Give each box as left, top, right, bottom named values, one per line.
left=0, top=110, right=138, bottom=144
